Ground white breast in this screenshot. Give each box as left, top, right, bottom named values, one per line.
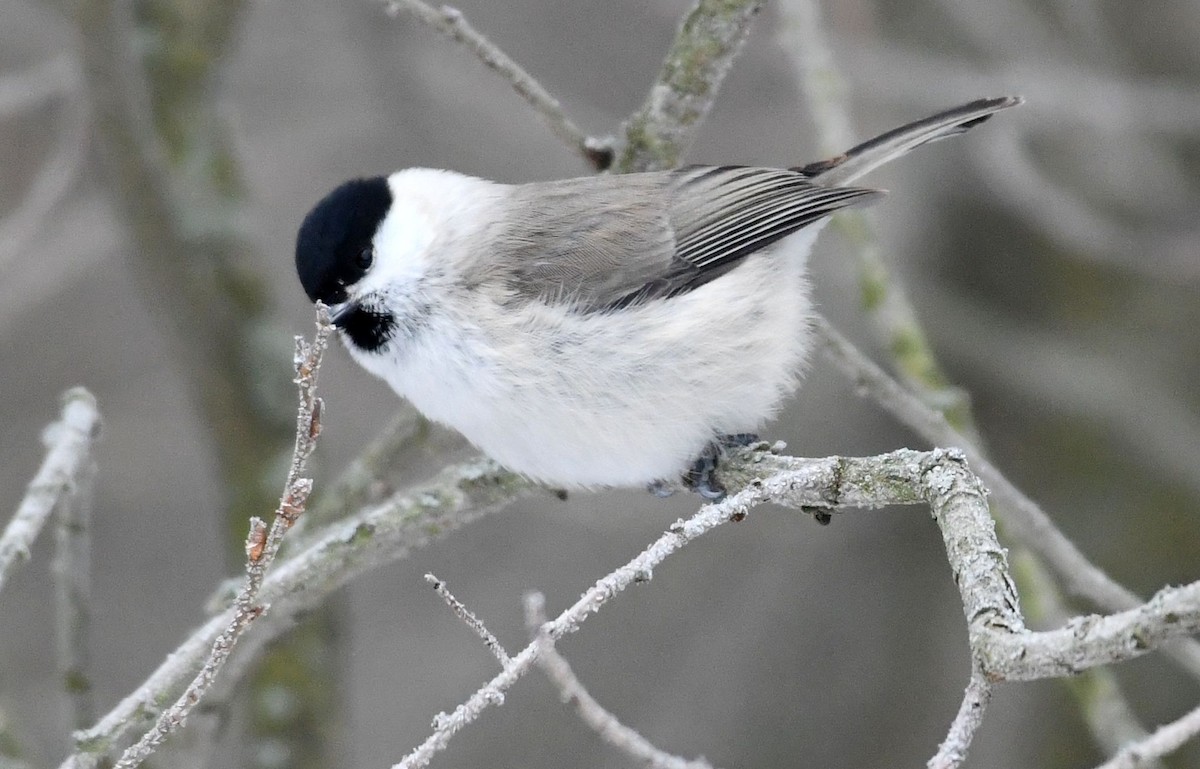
left=347, top=227, right=819, bottom=488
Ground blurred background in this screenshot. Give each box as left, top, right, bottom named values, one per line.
left=1, top=0, right=1198, bottom=767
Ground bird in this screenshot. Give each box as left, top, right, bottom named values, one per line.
left=295, top=96, right=1021, bottom=499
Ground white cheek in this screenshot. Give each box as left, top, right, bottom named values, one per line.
left=357, top=206, right=437, bottom=299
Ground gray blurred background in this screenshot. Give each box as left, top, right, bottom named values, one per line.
left=2, top=0, right=1199, bottom=767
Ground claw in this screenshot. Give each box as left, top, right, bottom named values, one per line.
left=675, top=434, right=764, bottom=503
left=682, top=443, right=727, bottom=501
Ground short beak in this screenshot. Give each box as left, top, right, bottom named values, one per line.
left=328, top=299, right=360, bottom=327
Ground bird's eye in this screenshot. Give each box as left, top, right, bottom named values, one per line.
left=355, top=247, right=374, bottom=270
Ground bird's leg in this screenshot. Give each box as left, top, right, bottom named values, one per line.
left=680, top=433, right=761, bottom=502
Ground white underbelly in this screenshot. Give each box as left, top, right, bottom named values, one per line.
left=350, top=236, right=817, bottom=487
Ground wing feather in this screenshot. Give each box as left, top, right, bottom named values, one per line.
left=497, top=167, right=878, bottom=311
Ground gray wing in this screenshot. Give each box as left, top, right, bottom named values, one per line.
left=500, top=167, right=879, bottom=311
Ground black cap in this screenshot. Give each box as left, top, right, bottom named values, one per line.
left=295, top=176, right=392, bottom=304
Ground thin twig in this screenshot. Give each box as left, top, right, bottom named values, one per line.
left=927, top=670, right=993, bottom=769
left=0, top=388, right=101, bottom=595
left=383, top=0, right=611, bottom=170
left=53, top=427, right=98, bottom=733
left=62, top=458, right=545, bottom=768
left=426, top=573, right=510, bottom=665
left=1012, top=551, right=1163, bottom=766
left=524, top=592, right=717, bottom=769
left=617, top=0, right=765, bottom=172
left=1094, top=702, right=1200, bottom=769
left=111, top=306, right=333, bottom=769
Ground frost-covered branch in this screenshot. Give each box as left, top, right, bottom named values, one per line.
left=382, top=0, right=611, bottom=170
left=813, top=317, right=1200, bottom=680
left=928, top=670, right=992, bottom=769
left=53, top=424, right=98, bottom=732
left=979, top=580, right=1200, bottom=681
left=426, top=573, right=510, bottom=665
left=1094, top=702, right=1200, bottom=769
left=62, top=458, right=545, bottom=769
left=524, top=592, right=718, bottom=769
left=110, top=307, right=332, bottom=769
left=391, top=445, right=1191, bottom=769
left=0, top=388, right=101, bottom=595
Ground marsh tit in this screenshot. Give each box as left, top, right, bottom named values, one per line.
left=295, top=96, right=1021, bottom=498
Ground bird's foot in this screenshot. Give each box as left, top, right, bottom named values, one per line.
left=680, top=434, right=761, bottom=502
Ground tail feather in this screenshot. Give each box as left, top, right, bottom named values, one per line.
left=796, top=96, right=1023, bottom=187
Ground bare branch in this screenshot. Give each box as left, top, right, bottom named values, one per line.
left=981, top=580, right=1200, bottom=681
left=524, top=592, right=717, bottom=769
left=289, top=407, right=465, bottom=542
left=812, top=316, right=1200, bottom=680
left=62, top=460, right=547, bottom=768
left=617, top=0, right=764, bottom=172
left=53, top=426, right=98, bottom=733
left=426, top=573, right=510, bottom=665
left=1095, top=702, right=1200, bottom=769
left=928, top=670, right=993, bottom=769
left=0, top=388, right=101, bottom=595
left=111, top=307, right=333, bottom=769
left=383, top=0, right=611, bottom=170
left=1013, top=551, right=1163, bottom=765
left=392, top=448, right=1017, bottom=769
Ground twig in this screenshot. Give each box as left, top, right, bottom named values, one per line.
left=111, top=306, right=333, bottom=769
left=927, top=670, right=993, bottom=769
left=1013, top=551, right=1163, bottom=766
left=391, top=448, right=1016, bottom=769
left=63, top=439, right=1196, bottom=768
left=978, top=580, right=1200, bottom=681
left=617, top=0, right=765, bottom=172
left=0, top=388, right=101, bottom=595
left=1094, top=702, right=1200, bottom=769
left=524, top=592, right=717, bottom=769
left=426, top=573, right=510, bottom=665
left=289, top=407, right=465, bottom=543
left=62, top=458, right=545, bottom=768
left=383, top=0, right=611, bottom=170
left=53, top=422, right=99, bottom=733
left=812, top=316, right=1200, bottom=680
